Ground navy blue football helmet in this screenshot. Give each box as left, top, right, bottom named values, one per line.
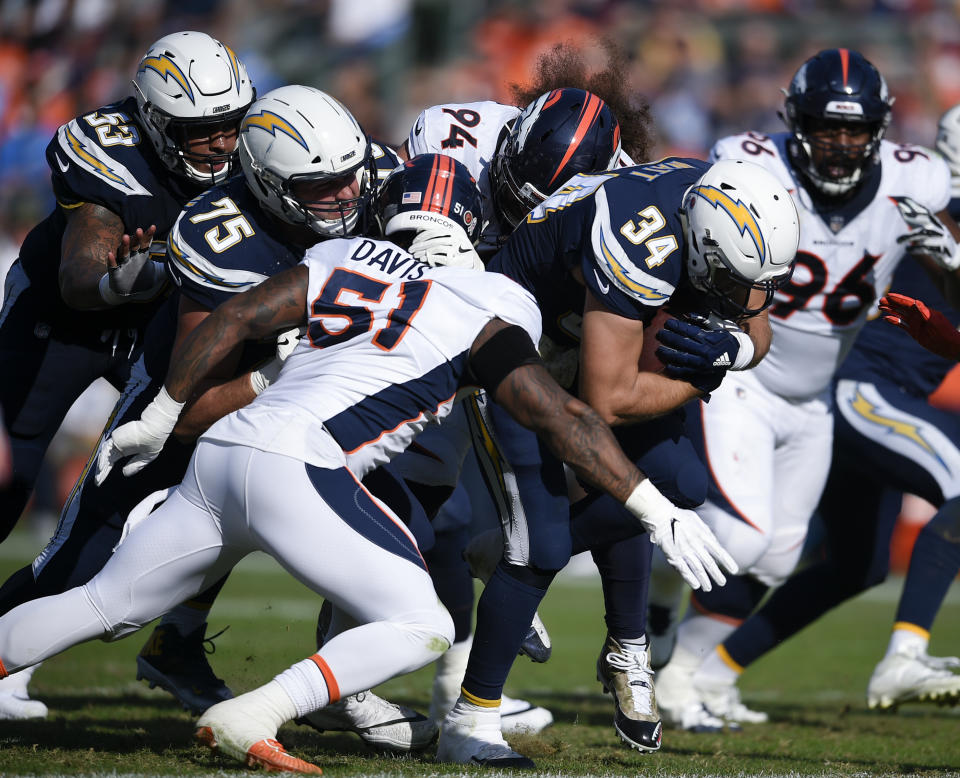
left=782, top=48, right=893, bottom=197
left=491, top=88, right=622, bottom=230
left=377, top=153, right=482, bottom=247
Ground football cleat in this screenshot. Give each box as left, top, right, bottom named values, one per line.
left=297, top=691, right=436, bottom=752
left=867, top=645, right=960, bottom=710
left=500, top=693, right=554, bottom=735
left=463, top=529, right=553, bottom=663
left=596, top=635, right=662, bottom=752
left=519, top=613, right=552, bottom=663
left=137, top=623, right=233, bottom=714
left=695, top=677, right=768, bottom=723
left=195, top=684, right=319, bottom=774
left=437, top=698, right=535, bottom=768
left=0, top=666, right=48, bottom=721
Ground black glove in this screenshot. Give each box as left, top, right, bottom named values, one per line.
left=655, top=314, right=741, bottom=394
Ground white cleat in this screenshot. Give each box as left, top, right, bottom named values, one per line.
left=195, top=684, right=320, bottom=774
left=437, top=698, right=535, bottom=768
left=656, top=649, right=728, bottom=732
left=695, top=677, right=768, bottom=724
left=0, top=667, right=48, bottom=721
left=500, top=693, right=554, bottom=734
left=868, top=645, right=960, bottom=710
left=298, top=690, right=436, bottom=752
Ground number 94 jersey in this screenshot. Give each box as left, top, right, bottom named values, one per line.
left=711, top=132, right=951, bottom=400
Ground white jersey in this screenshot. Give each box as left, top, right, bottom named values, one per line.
left=204, top=237, right=541, bottom=475
left=407, top=100, right=636, bottom=253
left=711, top=132, right=951, bottom=400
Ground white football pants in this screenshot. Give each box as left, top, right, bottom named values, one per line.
left=695, top=369, right=833, bottom=587
left=0, top=440, right=453, bottom=698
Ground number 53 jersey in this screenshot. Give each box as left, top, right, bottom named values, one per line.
left=203, top=237, right=542, bottom=477
left=711, top=132, right=951, bottom=400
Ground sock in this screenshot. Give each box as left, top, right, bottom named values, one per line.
left=227, top=680, right=299, bottom=732
left=894, top=497, right=960, bottom=633
left=886, top=625, right=928, bottom=659
left=424, top=526, right=474, bottom=643
left=674, top=611, right=738, bottom=662
left=593, top=535, right=652, bottom=640
left=695, top=646, right=741, bottom=686
left=462, top=563, right=551, bottom=701
left=274, top=657, right=334, bottom=718
left=619, top=634, right=649, bottom=654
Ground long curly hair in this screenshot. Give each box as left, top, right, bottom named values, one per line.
left=509, top=40, right=654, bottom=163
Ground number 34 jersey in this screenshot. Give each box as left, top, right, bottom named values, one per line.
left=712, top=132, right=951, bottom=400
left=203, top=237, right=542, bottom=477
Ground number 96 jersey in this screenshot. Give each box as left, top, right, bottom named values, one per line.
left=711, top=132, right=951, bottom=400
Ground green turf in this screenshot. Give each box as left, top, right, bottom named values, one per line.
left=1, top=531, right=959, bottom=777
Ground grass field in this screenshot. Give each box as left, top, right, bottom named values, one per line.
left=1, top=530, right=959, bottom=777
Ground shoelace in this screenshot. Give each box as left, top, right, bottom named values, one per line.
left=200, top=625, right=230, bottom=656
left=605, top=650, right=654, bottom=715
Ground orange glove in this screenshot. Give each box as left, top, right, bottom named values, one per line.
left=878, top=292, right=960, bottom=361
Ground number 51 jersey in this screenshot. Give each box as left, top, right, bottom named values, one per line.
left=711, top=132, right=951, bottom=400
left=203, top=237, right=542, bottom=476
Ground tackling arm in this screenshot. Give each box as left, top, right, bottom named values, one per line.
left=479, top=318, right=737, bottom=590
left=59, top=204, right=125, bottom=309
left=95, top=264, right=309, bottom=482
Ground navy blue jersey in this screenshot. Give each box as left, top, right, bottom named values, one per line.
left=17, top=96, right=204, bottom=329
left=487, top=158, right=708, bottom=350
left=838, top=256, right=960, bottom=397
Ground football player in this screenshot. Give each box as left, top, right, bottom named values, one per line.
left=0, top=154, right=727, bottom=774
left=652, top=49, right=960, bottom=728
left=0, top=30, right=255, bottom=721
left=435, top=157, right=798, bottom=766
left=395, top=43, right=671, bottom=745
left=0, top=85, right=429, bottom=747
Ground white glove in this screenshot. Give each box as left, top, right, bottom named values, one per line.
left=250, top=326, right=305, bottom=395
left=95, top=387, right=184, bottom=484
left=408, top=227, right=484, bottom=270
left=894, top=196, right=960, bottom=271
left=624, top=479, right=738, bottom=591
left=99, top=246, right=168, bottom=305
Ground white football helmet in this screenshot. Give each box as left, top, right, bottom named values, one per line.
left=132, top=31, right=255, bottom=184
left=936, top=104, right=960, bottom=184
left=238, top=85, right=374, bottom=237
left=682, top=159, right=799, bottom=320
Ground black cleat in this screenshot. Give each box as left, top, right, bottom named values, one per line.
left=136, top=624, right=233, bottom=714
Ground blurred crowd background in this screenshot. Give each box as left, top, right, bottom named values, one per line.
left=2, top=0, right=960, bottom=555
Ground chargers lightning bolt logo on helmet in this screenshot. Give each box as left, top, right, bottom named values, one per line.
left=242, top=111, right=309, bottom=151
left=137, top=55, right=195, bottom=105
left=690, top=185, right=767, bottom=265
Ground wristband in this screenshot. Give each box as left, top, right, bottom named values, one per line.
left=98, top=273, right=125, bottom=306
left=731, top=331, right=755, bottom=370
left=623, top=478, right=673, bottom=524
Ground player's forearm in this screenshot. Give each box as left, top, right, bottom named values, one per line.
left=173, top=374, right=259, bottom=441
left=585, top=371, right=701, bottom=426
left=59, top=204, right=123, bottom=310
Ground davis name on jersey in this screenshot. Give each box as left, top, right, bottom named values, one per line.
left=18, top=96, right=200, bottom=329
left=204, top=237, right=541, bottom=476
left=490, top=158, right=709, bottom=353
left=712, top=131, right=951, bottom=399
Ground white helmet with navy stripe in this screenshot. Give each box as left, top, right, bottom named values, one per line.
left=133, top=31, right=254, bottom=184
left=682, top=159, right=799, bottom=320
left=238, top=85, right=375, bottom=238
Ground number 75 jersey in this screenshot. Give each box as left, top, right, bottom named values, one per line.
left=711, top=132, right=951, bottom=400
